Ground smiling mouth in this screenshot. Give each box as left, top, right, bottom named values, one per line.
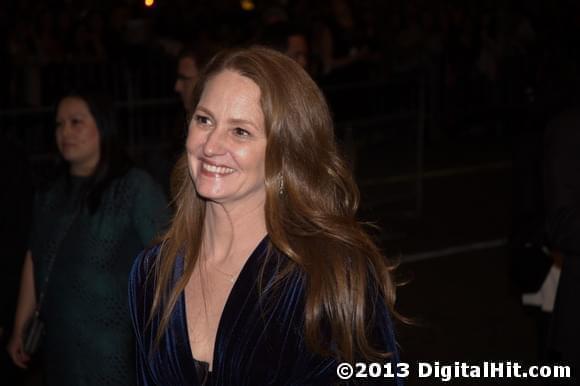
left=202, top=162, right=235, bottom=175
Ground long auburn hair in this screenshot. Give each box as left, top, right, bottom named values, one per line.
left=151, top=46, right=399, bottom=362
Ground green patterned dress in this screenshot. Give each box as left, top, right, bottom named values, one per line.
left=29, top=168, right=169, bottom=386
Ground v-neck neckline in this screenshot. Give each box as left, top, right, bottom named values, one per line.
left=179, top=235, right=269, bottom=383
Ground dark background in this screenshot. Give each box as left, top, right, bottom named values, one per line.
left=2, top=0, right=579, bottom=384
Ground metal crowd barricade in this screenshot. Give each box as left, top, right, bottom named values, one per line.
left=1, top=59, right=427, bottom=213
left=325, top=72, right=427, bottom=216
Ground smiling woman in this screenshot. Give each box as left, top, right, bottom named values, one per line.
left=187, top=70, right=267, bottom=207
left=129, top=46, right=403, bottom=385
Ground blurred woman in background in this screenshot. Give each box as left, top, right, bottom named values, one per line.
left=8, top=90, right=169, bottom=386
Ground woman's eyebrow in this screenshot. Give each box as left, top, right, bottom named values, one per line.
left=194, top=106, right=214, bottom=117
left=228, top=118, right=259, bottom=130
left=195, top=106, right=261, bottom=130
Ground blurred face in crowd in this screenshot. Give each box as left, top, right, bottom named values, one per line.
left=175, top=56, right=199, bottom=111
left=186, top=70, right=267, bottom=211
left=56, top=97, right=101, bottom=176
left=286, top=34, right=308, bottom=69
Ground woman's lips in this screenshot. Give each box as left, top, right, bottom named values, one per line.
left=200, top=161, right=235, bottom=176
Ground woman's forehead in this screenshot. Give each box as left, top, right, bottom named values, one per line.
left=198, top=71, right=264, bottom=124
left=57, top=96, right=90, bottom=114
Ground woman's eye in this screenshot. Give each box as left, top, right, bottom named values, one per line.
left=195, top=115, right=211, bottom=125
left=233, top=127, right=250, bottom=137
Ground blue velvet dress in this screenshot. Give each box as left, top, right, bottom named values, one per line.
left=129, top=237, right=402, bottom=385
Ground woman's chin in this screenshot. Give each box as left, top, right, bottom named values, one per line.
left=195, top=187, right=228, bottom=203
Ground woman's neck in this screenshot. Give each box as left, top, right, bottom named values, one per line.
left=202, top=200, right=267, bottom=264
left=69, top=160, right=98, bottom=177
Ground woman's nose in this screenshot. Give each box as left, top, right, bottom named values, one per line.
left=58, top=122, right=72, bottom=137
left=203, top=128, right=226, bottom=156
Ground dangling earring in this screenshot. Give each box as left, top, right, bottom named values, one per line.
left=278, top=174, right=284, bottom=196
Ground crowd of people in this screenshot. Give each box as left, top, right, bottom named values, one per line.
left=2, top=0, right=579, bottom=133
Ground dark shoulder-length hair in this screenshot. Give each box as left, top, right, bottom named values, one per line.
left=56, top=90, right=131, bottom=213
left=153, top=46, right=399, bottom=362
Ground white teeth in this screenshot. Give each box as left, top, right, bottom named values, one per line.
left=202, top=162, right=234, bottom=175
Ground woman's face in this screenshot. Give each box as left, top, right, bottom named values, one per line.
left=186, top=70, right=267, bottom=209
left=55, top=97, right=101, bottom=176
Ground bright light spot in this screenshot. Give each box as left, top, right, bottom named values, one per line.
left=145, top=0, right=154, bottom=7
left=241, top=0, right=255, bottom=11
